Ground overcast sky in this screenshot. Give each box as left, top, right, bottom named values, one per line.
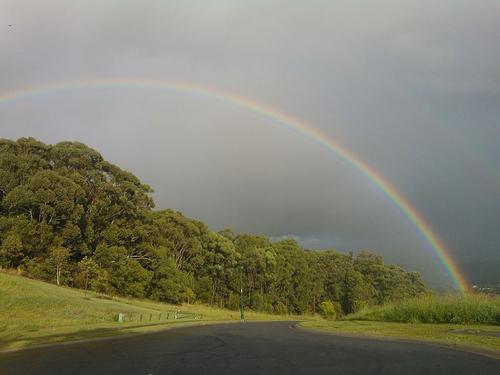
left=1, top=0, right=499, bottom=288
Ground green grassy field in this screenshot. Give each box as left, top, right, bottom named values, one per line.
left=0, top=272, right=286, bottom=351
left=348, top=294, right=500, bottom=325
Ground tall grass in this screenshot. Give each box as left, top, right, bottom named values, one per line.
left=349, top=294, right=500, bottom=325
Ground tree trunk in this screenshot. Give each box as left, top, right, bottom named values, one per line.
left=56, top=265, right=61, bottom=286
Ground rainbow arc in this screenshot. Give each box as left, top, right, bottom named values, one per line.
left=0, top=78, right=469, bottom=292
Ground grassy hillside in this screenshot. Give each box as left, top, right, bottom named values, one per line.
left=0, top=272, right=286, bottom=351
left=5, top=270, right=498, bottom=356
left=348, top=294, right=500, bottom=325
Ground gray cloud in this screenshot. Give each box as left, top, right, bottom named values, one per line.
left=1, top=0, right=499, bottom=287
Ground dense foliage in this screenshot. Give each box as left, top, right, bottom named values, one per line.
left=0, top=138, right=427, bottom=315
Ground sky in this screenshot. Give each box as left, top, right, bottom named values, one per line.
left=1, top=0, right=499, bottom=288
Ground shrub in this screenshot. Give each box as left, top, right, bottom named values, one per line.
left=320, top=300, right=340, bottom=320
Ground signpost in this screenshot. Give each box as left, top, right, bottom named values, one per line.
left=239, top=266, right=245, bottom=321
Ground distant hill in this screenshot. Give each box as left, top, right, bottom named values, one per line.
left=460, top=259, right=500, bottom=287
left=401, top=259, right=500, bottom=292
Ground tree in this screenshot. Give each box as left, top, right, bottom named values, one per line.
left=341, top=267, right=375, bottom=314
left=94, top=245, right=151, bottom=297
left=0, top=232, right=23, bottom=268
left=0, top=137, right=429, bottom=312
left=148, top=258, right=190, bottom=304
left=75, top=256, right=99, bottom=291
left=151, top=210, right=206, bottom=271
left=50, top=246, right=71, bottom=286
left=198, top=231, right=240, bottom=307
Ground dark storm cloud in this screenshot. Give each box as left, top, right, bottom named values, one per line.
left=1, top=0, right=499, bottom=285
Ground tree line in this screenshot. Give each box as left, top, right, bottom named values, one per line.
left=0, top=138, right=427, bottom=316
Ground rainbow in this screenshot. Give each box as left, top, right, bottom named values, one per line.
left=0, top=78, right=469, bottom=292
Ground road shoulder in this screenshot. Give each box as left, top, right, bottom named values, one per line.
left=296, top=321, right=500, bottom=360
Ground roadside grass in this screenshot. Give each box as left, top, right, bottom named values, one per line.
left=300, top=294, right=500, bottom=356
left=6, top=270, right=498, bottom=357
left=0, top=272, right=289, bottom=352
left=348, top=294, right=500, bottom=325
left=300, top=320, right=500, bottom=354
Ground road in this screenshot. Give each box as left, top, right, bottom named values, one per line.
left=1, top=321, right=498, bottom=374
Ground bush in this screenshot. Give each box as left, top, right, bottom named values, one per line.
left=349, top=294, right=500, bottom=325
left=274, top=301, right=288, bottom=315
left=320, top=300, right=340, bottom=320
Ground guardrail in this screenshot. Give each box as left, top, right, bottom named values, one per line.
left=115, top=311, right=202, bottom=323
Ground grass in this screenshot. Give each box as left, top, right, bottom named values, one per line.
left=300, top=320, right=500, bottom=356
left=348, top=294, right=500, bottom=325
left=0, top=271, right=286, bottom=352
left=3, top=271, right=499, bottom=357
left=300, top=294, right=500, bottom=357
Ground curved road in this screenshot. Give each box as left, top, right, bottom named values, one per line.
left=1, top=322, right=498, bottom=374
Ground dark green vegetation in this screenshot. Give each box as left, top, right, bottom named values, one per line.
left=0, top=138, right=427, bottom=316
left=348, top=294, right=500, bottom=325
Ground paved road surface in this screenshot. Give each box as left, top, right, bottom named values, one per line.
left=1, top=322, right=498, bottom=374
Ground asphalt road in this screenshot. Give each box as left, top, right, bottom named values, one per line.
left=1, top=321, right=499, bottom=374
